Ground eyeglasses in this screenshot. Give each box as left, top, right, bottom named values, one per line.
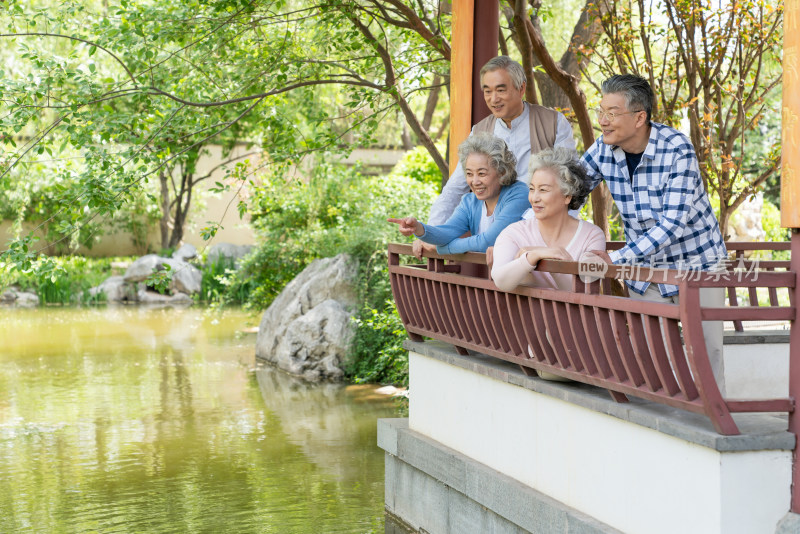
left=594, top=108, right=644, bottom=122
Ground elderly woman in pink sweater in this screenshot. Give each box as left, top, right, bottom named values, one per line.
left=491, top=147, right=606, bottom=292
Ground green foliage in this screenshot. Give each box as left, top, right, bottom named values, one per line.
left=2, top=256, right=130, bottom=304
left=346, top=248, right=410, bottom=385
left=215, top=161, right=435, bottom=384
left=0, top=0, right=451, bottom=267
left=349, top=301, right=408, bottom=386
left=390, top=146, right=445, bottom=188
left=197, top=254, right=257, bottom=304
left=590, top=0, right=783, bottom=236
left=145, top=263, right=172, bottom=295
left=761, top=199, right=789, bottom=243
left=755, top=198, right=790, bottom=261
left=231, top=160, right=436, bottom=311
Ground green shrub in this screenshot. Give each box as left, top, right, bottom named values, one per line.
left=344, top=248, right=410, bottom=385
left=1, top=255, right=130, bottom=304
left=231, top=160, right=437, bottom=310
left=221, top=160, right=436, bottom=384
left=349, top=302, right=408, bottom=386
left=390, top=145, right=445, bottom=188
left=756, top=198, right=790, bottom=260
left=196, top=254, right=258, bottom=304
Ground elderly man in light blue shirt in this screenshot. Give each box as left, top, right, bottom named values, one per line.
left=414, top=56, right=576, bottom=258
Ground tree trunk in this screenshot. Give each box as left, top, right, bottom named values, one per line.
left=401, top=121, right=413, bottom=150
left=168, top=167, right=191, bottom=250
left=422, top=75, right=441, bottom=132
left=159, top=170, right=171, bottom=250
left=511, top=1, right=539, bottom=105
left=532, top=0, right=604, bottom=109
left=347, top=12, right=448, bottom=178
left=515, top=5, right=610, bottom=236
left=719, top=204, right=731, bottom=242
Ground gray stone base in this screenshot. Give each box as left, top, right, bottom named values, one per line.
left=379, top=418, right=621, bottom=534
left=776, top=512, right=800, bottom=534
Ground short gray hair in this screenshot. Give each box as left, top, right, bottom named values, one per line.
left=528, top=147, right=590, bottom=211
left=480, top=56, right=526, bottom=91
left=601, top=74, right=654, bottom=122
left=458, top=133, right=518, bottom=186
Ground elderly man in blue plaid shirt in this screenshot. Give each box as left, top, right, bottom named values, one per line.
left=581, top=74, right=727, bottom=393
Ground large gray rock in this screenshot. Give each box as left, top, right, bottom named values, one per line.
left=0, top=287, right=18, bottom=304
left=123, top=255, right=161, bottom=282
left=0, top=286, right=40, bottom=307
left=255, top=254, right=358, bottom=382
left=206, top=243, right=253, bottom=268
left=14, top=291, right=39, bottom=307
left=137, top=286, right=194, bottom=305
left=88, top=276, right=132, bottom=302
left=94, top=252, right=202, bottom=303
left=172, top=243, right=198, bottom=262
left=161, top=258, right=203, bottom=295
left=121, top=254, right=202, bottom=295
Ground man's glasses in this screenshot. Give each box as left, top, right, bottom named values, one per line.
left=594, top=109, right=644, bottom=122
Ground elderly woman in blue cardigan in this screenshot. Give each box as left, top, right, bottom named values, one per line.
left=389, top=134, right=529, bottom=258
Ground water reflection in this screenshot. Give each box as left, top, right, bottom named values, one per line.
left=255, top=367, right=394, bottom=482
left=0, top=307, right=396, bottom=533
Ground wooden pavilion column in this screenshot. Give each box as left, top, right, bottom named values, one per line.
left=448, top=0, right=499, bottom=173
left=782, top=0, right=800, bottom=514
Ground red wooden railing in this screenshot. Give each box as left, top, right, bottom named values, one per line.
left=388, top=241, right=795, bottom=436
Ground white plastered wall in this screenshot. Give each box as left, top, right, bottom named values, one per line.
left=409, top=351, right=791, bottom=534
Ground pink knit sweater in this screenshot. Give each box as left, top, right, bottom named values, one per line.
left=491, top=218, right=606, bottom=291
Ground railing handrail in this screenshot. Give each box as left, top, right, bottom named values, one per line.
left=388, top=242, right=792, bottom=286
left=388, top=241, right=796, bottom=436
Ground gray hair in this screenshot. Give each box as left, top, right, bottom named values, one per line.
left=601, top=74, right=654, bottom=122
left=458, top=133, right=518, bottom=186
left=528, top=147, right=590, bottom=211
left=479, top=56, right=526, bottom=91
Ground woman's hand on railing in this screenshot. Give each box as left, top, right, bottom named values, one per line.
left=586, top=249, right=613, bottom=264
left=412, top=240, right=437, bottom=260
left=514, top=246, right=571, bottom=266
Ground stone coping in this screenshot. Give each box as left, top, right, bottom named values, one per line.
left=404, top=340, right=795, bottom=452
left=723, top=329, right=789, bottom=344
left=379, top=418, right=623, bottom=534
left=776, top=512, right=800, bottom=534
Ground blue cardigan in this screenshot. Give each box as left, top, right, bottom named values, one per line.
left=419, top=180, right=530, bottom=254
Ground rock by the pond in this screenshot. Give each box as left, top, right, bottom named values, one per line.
left=255, top=254, right=358, bottom=382
left=161, top=258, right=203, bottom=295
left=0, top=286, right=39, bottom=307
left=0, top=288, right=17, bottom=304
left=206, top=243, right=253, bottom=267
left=88, top=276, right=133, bottom=302
left=123, top=255, right=162, bottom=283
left=93, top=250, right=203, bottom=303
left=137, top=286, right=194, bottom=305
left=172, top=243, right=198, bottom=262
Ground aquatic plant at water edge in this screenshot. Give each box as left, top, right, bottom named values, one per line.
left=0, top=255, right=128, bottom=304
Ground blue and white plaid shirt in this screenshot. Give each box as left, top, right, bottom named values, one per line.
left=582, top=122, right=727, bottom=297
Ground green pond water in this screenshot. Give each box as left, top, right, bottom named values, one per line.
left=0, top=306, right=400, bottom=533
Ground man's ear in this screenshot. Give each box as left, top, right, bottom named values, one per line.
left=635, top=111, right=648, bottom=128
left=519, top=80, right=527, bottom=97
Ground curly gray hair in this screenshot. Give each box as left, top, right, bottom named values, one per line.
left=457, top=133, right=518, bottom=186
left=479, top=56, right=526, bottom=91
left=528, top=147, right=590, bottom=211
